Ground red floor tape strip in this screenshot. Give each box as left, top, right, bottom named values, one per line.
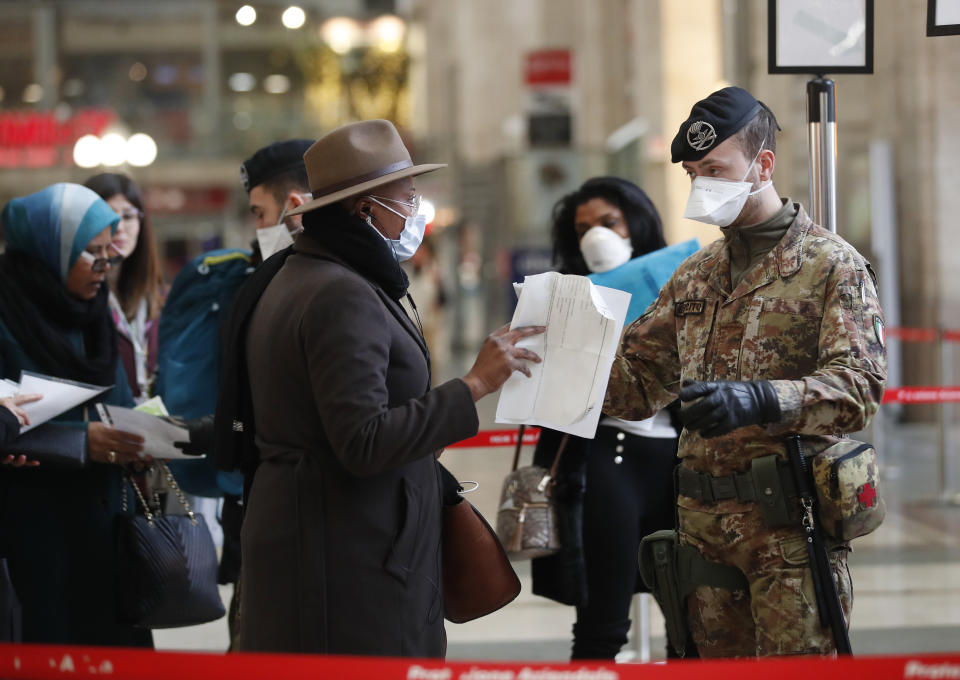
left=882, top=387, right=960, bottom=404
left=447, top=428, right=541, bottom=448
left=1, top=644, right=959, bottom=680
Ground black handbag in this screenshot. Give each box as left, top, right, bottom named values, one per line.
left=115, top=462, right=225, bottom=629
left=0, top=423, right=86, bottom=467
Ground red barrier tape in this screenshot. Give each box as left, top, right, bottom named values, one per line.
left=448, top=428, right=541, bottom=448
left=885, top=327, right=940, bottom=342
left=883, top=387, right=960, bottom=404
left=1, top=644, right=959, bottom=680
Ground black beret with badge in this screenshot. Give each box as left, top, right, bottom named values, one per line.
left=670, top=86, right=779, bottom=164
left=240, top=138, right=314, bottom=193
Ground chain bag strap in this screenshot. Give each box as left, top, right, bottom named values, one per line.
left=116, top=461, right=225, bottom=628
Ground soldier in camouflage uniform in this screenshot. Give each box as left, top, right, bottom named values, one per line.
left=604, top=87, right=886, bottom=657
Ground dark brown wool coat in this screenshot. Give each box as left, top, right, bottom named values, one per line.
left=238, top=234, right=478, bottom=656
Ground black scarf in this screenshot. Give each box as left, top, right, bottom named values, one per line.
left=0, top=250, right=118, bottom=387
left=299, top=205, right=409, bottom=300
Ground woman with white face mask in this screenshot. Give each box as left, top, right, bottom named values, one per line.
left=532, top=177, right=691, bottom=660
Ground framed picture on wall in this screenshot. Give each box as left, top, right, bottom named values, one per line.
left=928, top=0, right=960, bottom=36
left=768, top=0, right=874, bottom=74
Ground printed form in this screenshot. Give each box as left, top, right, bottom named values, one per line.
left=15, top=371, right=110, bottom=433
left=496, top=272, right=630, bottom=438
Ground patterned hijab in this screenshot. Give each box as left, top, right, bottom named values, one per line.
left=0, top=183, right=121, bottom=387
left=1, top=183, right=119, bottom=282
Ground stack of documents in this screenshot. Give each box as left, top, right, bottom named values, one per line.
left=99, top=399, right=195, bottom=461
left=495, top=272, right=631, bottom=438
left=0, top=371, right=110, bottom=433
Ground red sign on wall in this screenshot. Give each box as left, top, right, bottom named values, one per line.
left=524, top=49, right=572, bottom=87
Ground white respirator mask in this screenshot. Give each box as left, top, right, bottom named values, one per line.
left=683, top=143, right=771, bottom=227
left=579, top=226, right=633, bottom=273
left=256, top=196, right=308, bottom=259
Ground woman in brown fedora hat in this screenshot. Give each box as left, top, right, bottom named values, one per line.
left=224, top=119, right=543, bottom=656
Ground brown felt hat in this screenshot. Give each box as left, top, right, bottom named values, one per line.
left=288, top=119, right=445, bottom=215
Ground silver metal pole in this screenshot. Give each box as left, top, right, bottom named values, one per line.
left=201, top=0, right=221, bottom=155
left=638, top=592, right=651, bottom=663
left=32, top=4, right=57, bottom=110
left=938, top=328, right=952, bottom=501
left=806, top=78, right=838, bottom=234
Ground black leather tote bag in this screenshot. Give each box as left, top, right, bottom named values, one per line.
left=116, top=462, right=225, bottom=628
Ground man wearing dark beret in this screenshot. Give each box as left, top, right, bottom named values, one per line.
left=605, top=86, right=886, bottom=657
left=241, top=139, right=314, bottom=260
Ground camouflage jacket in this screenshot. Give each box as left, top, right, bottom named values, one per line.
left=604, top=204, right=887, bottom=510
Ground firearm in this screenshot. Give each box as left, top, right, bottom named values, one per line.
left=785, top=435, right=853, bottom=655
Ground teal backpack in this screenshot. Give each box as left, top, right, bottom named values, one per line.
left=156, top=249, right=253, bottom=497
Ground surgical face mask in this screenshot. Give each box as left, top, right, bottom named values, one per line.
left=367, top=194, right=427, bottom=262
left=683, top=143, right=772, bottom=227
left=256, top=198, right=306, bottom=259
left=579, top=226, right=633, bottom=273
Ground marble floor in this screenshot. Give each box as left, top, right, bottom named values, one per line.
left=154, top=396, right=960, bottom=660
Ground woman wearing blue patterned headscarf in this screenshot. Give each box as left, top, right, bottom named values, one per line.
left=0, top=183, right=152, bottom=647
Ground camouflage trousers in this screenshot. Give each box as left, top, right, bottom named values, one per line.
left=678, top=504, right=852, bottom=658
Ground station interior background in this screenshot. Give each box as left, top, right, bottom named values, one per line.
left=0, top=0, right=958, bottom=660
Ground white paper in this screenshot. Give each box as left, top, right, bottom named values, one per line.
left=496, top=272, right=631, bottom=438
left=0, top=380, right=18, bottom=399
left=17, top=371, right=111, bottom=433
left=101, top=404, right=196, bottom=460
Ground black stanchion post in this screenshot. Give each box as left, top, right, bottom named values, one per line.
left=806, top=77, right=837, bottom=234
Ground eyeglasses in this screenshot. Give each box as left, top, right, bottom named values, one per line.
left=120, top=210, right=143, bottom=222
left=369, top=194, right=421, bottom=217
left=78, top=249, right=112, bottom=273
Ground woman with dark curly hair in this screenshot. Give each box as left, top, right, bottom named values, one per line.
left=531, top=176, right=687, bottom=660
left=84, top=173, right=165, bottom=402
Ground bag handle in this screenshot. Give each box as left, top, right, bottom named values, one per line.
left=510, top=424, right=569, bottom=480
left=511, top=425, right=526, bottom=471
left=122, top=461, right=198, bottom=527
left=548, top=434, right=570, bottom=480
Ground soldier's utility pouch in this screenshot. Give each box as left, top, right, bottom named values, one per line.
left=639, top=530, right=748, bottom=657
left=639, top=530, right=689, bottom=656
left=749, top=454, right=794, bottom=528
left=811, top=439, right=885, bottom=540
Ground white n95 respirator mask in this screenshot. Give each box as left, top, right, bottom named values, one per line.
left=683, top=143, right=771, bottom=227
left=579, top=226, right=633, bottom=273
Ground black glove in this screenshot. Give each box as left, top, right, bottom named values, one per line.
left=170, top=414, right=215, bottom=456
left=678, top=380, right=781, bottom=438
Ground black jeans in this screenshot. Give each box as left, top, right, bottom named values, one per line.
left=571, top=426, right=679, bottom=660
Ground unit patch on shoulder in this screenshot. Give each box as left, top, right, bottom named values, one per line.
left=675, top=299, right=706, bottom=317
left=873, top=315, right=885, bottom=348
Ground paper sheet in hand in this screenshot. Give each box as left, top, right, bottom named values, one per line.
left=102, top=404, right=194, bottom=460
left=17, top=371, right=111, bottom=433
left=587, top=238, right=700, bottom=324
left=496, top=272, right=631, bottom=438
left=0, top=379, right=18, bottom=399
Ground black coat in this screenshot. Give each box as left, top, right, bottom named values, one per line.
left=235, top=232, right=479, bottom=656
left=0, top=406, right=18, bottom=447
